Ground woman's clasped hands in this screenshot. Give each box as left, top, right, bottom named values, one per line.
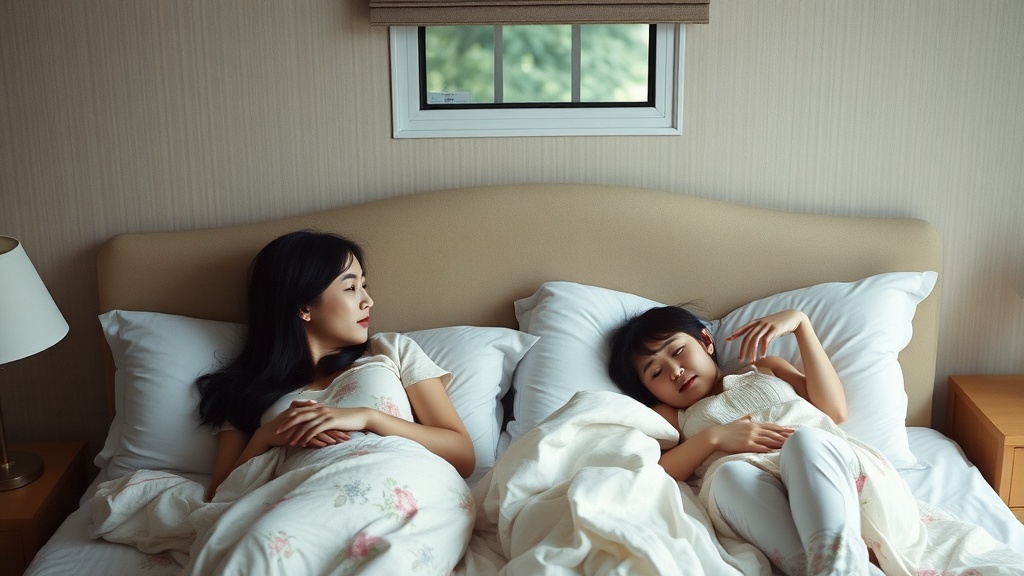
left=256, top=399, right=368, bottom=449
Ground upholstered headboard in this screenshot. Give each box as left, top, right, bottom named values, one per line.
left=97, top=184, right=942, bottom=425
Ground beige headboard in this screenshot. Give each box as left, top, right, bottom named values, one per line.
left=97, top=184, right=943, bottom=426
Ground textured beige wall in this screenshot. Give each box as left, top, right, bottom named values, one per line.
left=1, top=0, right=1022, bottom=460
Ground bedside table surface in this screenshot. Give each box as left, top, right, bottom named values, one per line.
left=0, top=441, right=87, bottom=523
left=948, top=375, right=1024, bottom=442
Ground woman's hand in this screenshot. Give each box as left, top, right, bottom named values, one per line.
left=252, top=401, right=313, bottom=447
left=706, top=414, right=793, bottom=454
left=725, top=309, right=808, bottom=363
left=273, top=400, right=367, bottom=447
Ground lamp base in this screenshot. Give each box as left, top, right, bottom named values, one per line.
left=0, top=450, right=44, bottom=490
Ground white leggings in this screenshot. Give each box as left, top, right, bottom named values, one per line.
left=708, top=428, right=883, bottom=576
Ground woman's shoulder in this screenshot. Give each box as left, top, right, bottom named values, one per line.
left=362, top=332, right=451, bottom=387
left=365, top=332, right=433, bottom=365
left=368, top=331, right=419, bottom=353
left=371, top=330, right=421, bottom=342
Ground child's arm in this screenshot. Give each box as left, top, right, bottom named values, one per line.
left=655, top=407, right=793, bottom=481
left=727, top=309, right=847, bottom=423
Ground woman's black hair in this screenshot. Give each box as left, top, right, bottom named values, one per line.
left=607, top=305, right=718, bottom=407
left=197, top=230, right=369, bottom=436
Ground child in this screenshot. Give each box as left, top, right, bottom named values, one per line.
left=608, top=305, right=1006, bottom=576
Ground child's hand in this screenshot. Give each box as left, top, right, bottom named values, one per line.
left=707, top=414, right=794, bottom=454
left=725, top=309, right=808, bottom=363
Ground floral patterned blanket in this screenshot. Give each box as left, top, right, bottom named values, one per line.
left=89, top=434, right=475, bottom=575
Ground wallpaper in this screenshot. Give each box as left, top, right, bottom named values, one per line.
left=1, top=0, right=1022, bottom=458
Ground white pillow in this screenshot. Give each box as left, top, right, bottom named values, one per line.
left=508, top=272, right=937, bottom=469
left=714, top=271, right=937, bottom=468
left=97, top=310, right=537, bottom=480
left=506, top=282, right=665, bottom=441
left=97, top=310, right=245, bottom=480
left=405, top=326, right=538, bottom=471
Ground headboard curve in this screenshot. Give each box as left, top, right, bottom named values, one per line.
left=98, top=184, right=942, bottom=425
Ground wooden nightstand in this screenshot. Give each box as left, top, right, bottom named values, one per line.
left=0, top=440, right=88, bottom=576
left=946, top=375, right=1024, bottom=523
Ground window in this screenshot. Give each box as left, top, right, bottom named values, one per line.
left=389, top=24, right=685, bottom=138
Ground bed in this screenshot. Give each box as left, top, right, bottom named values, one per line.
left=24, top=184, right=1024, bottom=574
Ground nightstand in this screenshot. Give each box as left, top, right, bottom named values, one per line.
left=946, top=375, right=1024, bottom=523
left=0, top=440, right=88, bottom=576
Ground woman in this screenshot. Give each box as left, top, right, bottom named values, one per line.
left=193, top=230, right=475, bottom=574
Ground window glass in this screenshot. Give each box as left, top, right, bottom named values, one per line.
left=580, top=24, right=650, bottom=103
left=423, top=26, right=495, bottom=103
left=422, top=24, right=652, bottom=107
left=502, top=25, right=573, bottom=104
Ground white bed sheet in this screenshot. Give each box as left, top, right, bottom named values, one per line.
left=24, top=427, right=1024, bottom=575
left=902, top=426, right=1024, bottom=552
left=23, top=472, right=206, bottom=576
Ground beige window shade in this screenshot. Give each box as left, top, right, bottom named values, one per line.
left=368, top=0, right=709, bottom=26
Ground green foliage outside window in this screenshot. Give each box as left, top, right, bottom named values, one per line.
left=424, top=24, right=650, bottom=104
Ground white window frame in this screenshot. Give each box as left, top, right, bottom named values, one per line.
left=388, top=24, right=685, bottom=138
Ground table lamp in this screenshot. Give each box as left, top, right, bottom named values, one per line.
left=0, top=236, right=69, bottom=490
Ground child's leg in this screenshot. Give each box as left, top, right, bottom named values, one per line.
left=709, top=460, right=808, bottom=576
left=779, top=427, right=870, bottom=576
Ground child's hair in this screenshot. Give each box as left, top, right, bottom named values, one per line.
left=197, top=230, right=369, bottom=435
left=608, top=305, right=719, bottom=407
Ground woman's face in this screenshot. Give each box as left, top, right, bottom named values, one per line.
left=633, top=330, right=719, bottom=409
left=302, top=258, right=372, bottom=359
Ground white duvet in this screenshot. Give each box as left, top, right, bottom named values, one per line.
left=90, top=391, right=768, bottom=575
left=90, top=390, right=1023, bottom=575
left=454, top=391, right=768, bottom=576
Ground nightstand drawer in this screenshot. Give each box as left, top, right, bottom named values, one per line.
left=0, top=530, right=25, bottom=574
left=949, top=403, right=997, bottom=485
left=1011, top=447, right=1023, bottom=508
left=0, top=441, right=88, bottom=576
left=947, top=375, right=1024, bottom=513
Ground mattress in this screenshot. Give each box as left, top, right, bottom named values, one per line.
left=24, top=427, right=1024, bottom=575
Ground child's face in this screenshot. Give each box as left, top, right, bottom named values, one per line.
left=633, top=330, right=719, bottom=409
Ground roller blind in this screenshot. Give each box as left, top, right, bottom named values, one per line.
left=368, top=0, right=709, bottom=25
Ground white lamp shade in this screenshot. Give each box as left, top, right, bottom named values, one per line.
left=0, top=236, right=69, bottom=365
